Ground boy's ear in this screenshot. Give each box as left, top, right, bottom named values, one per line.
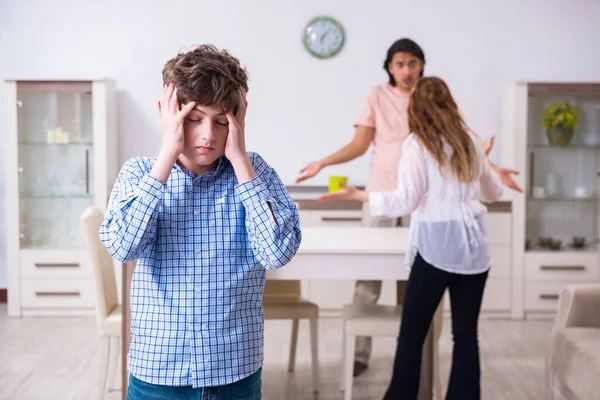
left=157, top=100, right=162, bottom=117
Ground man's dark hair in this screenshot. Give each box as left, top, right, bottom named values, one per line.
left=383, top=38, right=426, bottom=85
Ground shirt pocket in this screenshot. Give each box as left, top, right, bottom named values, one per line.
left=214, top=194, right=248, bottom=251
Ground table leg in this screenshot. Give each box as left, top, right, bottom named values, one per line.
left=396, top=280, right=407, bottom=305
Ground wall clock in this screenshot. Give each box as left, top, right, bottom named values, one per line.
left=302, top=16, right=345, bottom=59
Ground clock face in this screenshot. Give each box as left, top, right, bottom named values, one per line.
left=302, top=16, right=345, bottom=59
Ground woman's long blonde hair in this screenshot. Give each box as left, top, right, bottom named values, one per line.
left=408, top=76, right=480, bottom=183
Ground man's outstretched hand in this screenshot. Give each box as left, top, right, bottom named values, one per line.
left=494, top=165, right=523, bottom=193
left=482, top=135, right=523, bottom=193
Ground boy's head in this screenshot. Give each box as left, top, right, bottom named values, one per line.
left=383, top=38, right=425, bottom=93
left=161, top=44, right=249, bottom=173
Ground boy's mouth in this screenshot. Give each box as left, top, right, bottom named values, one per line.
left=197, top=146, right=214, bottom=153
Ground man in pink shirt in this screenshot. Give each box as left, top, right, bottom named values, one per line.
left=296, top=38, right=521, bottom=377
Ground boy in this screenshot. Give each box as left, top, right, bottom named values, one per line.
left=100, top=44, right=301, bottom=400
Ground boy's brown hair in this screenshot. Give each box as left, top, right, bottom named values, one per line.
left=162, top=44, right=249, bottom=113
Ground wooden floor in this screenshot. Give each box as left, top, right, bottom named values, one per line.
left=0, top=304, right=552, bottom=400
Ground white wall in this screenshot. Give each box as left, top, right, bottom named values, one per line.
left=1, top=0, right=600, bottom=287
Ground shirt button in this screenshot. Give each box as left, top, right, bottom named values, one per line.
left=193, top=210, right=200, bottom=216
left=195, top=287, right=200, bottom=293
left=195, top=326, right=201, bottom=332
left=154, top=190, right=162, bottom=196
left=195, top=247, right=201, bottom=253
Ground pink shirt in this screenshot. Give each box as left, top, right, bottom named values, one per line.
left=354, top=83, right=410, bottom=191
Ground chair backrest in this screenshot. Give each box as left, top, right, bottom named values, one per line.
left=81, top=206, right=118, bottom=333
left=263, top=280, right=302, bottom=299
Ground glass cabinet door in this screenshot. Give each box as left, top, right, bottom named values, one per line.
left=17, top=81, right=94, bottom=249
left=525, top=85, right=600, bottom=252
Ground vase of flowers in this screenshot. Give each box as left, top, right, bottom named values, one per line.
left=542, top=101, right=580, bottom=147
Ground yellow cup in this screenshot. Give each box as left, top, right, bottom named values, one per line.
left=328, top=176, right=348, bottom=193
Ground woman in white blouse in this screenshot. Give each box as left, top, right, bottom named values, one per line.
left=317, top=76, right=504, bottom=400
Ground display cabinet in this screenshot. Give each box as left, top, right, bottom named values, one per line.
left=505, top=82, right=600, bottom=318
left=3, top=79, right=117, bottom=316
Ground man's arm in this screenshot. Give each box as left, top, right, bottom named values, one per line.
left=480, top=159, right=504, bottom=204
left=295, top=126, right=374, bottom=183
left=489, top=161, right=523, bottom=193
left=481, top=136, right=523, bottom=193
left=320, top=126, right=374, bottom=165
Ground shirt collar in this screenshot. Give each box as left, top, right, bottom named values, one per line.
left=173, top=155, right=229, bottom=179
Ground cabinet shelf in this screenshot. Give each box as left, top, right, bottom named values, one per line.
left=527, top=196, right=598, bottom=203
left=19, top=194, right=94, bottom=200
left=526, top=243, right=600, bottom=253
left=18, top=141, right=93, bottom=147
left=528, top=144, right=600, bottom=149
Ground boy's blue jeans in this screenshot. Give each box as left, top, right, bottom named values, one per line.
left=127, top=368, right=262, bottom=400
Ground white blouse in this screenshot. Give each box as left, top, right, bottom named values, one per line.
left=368, top=133, right=503, bottom=275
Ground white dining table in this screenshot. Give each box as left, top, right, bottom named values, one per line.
left=267, top=227, right=411, bottom=280
left=266, top=226, right=433, bottom=400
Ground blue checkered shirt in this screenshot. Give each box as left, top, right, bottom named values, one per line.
left=99, top=152, right=301, bottom=388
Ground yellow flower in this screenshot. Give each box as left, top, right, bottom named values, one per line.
left=542, top=100, right=580, bottom=129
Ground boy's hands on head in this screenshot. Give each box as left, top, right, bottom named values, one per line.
left=225, top=90, right=256, bottom=183
left=225, top=89, right=248, bottom=163
left=159, top=84, right=196, bottom=159
left=151, top=84, right=196, bottom=183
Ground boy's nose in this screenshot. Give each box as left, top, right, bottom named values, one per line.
left=201, top=122, right=216, bottom=141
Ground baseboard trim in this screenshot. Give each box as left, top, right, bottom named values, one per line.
left=0, top=289, right=7, bottom=303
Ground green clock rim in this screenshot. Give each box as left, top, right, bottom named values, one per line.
left=302, top=15, right=345, bottom=60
